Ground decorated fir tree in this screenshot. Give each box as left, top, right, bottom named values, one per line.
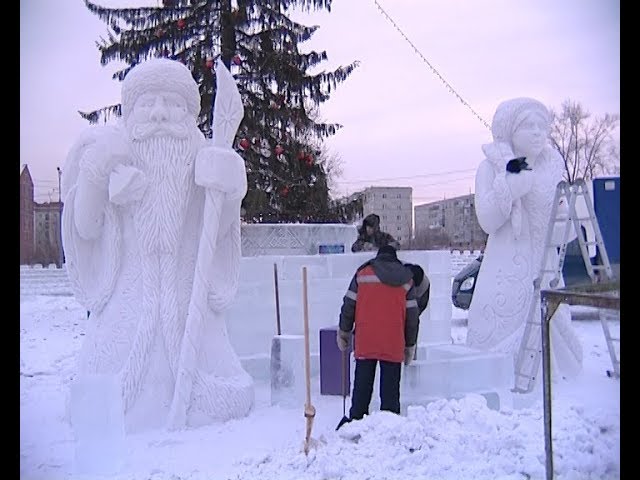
left=81, top=0, right=359, bottom=222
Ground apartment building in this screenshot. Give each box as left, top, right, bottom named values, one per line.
left=414, top=193, right=487, bottom=249
left=34, top=201, right=64, bottom=267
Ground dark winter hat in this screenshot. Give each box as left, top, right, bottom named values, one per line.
left=405, top=263, right=425, bottom=285
left=377, top=245, right=398, bottom=260
left=363, top=214, right=380, bottom=229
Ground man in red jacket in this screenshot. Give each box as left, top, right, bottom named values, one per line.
left=336, top=245, right=420, bottom=421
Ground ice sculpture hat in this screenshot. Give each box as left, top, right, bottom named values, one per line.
left=490, top=97, right=550, bottom=144
left=121, top=58, right=201, bottom=121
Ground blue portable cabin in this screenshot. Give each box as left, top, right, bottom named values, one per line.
left=592, top=176, right=620, bottom=276
left=562, top=177, right=619, bottom=286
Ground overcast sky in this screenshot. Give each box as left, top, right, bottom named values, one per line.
left=21, top=0, right=619, bottom=205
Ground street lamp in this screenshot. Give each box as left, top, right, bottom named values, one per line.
left=56, top=167, right=61, bottom=203
left=56, top=167, right=63, bottom=268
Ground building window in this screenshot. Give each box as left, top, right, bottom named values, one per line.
left=382, top=194, right=387, bottom=199
left=397, top=193, right=402, bottom=199
left=398, top=205, right=401, bottom=210
left=397, top=215, right=402, bottom=220
left=397, top=226, right=401, bottom=231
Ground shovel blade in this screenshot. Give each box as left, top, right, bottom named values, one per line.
left=336, top=415, right=351, bottom=431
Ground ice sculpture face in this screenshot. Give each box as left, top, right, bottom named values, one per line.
left=62, top=58, right=254, bottom=434
left=511, top=111, right=549, bottom=161
left=128, top=92, right=192, bottom=140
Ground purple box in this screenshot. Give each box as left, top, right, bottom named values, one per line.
left=319, top=326, right=351, bottom=396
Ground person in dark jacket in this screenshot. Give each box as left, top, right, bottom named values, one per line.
left=404, top=263, right=430, bottom=316
left=351, top=213, right=400, bottom=252
left=401, top=263, right=430, bottom=363
left=336, top=245, right=420, bottom=422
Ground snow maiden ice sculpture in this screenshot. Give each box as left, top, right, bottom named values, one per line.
left=466, top=97, right=583, bottom=384
left=62, top=58, right=253, bottom=432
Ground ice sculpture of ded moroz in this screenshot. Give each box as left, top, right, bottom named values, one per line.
left=465, top=97, right=583, bottom=382
left=61, top=58, right=253, bottom=432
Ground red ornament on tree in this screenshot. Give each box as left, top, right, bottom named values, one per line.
left=305, top=154, right=314, bottom=167
left=239, top=138, right=250, bottom=150
left=275, top=145, right=285, bottom=156
left=205, top=57, right=214, bottom=69
left=280, top=186, right=290, bottom=197
left=297, top=151, right=306, bottom=161
left=232, top=55, right=242, bottom=66
left=177, top=19, right=186, bottom=29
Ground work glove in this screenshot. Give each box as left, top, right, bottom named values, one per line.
left=336, top=329, right=351, bottom=352
left=362, top=242, right=376, bottom=251
left=505, top=157, right=531, bottom=173
left=404, top=345, right=417, bottom=366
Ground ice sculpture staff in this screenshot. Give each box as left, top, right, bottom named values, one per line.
left=61, top=58, right=253, bottom=432
left=465, top=97, right=582, bottom=381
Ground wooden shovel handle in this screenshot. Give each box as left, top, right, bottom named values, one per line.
left=303, top=267, right=312, bottom=407
left=274, top=263, right=281, bottom=336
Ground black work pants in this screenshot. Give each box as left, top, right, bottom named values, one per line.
left=349, top=358, right=401, bottom=420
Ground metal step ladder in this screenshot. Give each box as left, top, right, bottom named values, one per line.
left=600, top=308, right=620, bottom=378
left=512, top=179, right=619, bottom=393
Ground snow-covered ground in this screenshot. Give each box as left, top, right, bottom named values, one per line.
left=21, top=288, right=619, bottom=480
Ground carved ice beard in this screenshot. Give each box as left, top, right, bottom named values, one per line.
left=120, top=123, right=200, bottom=410
left=129, top=134, right=196, bottom=255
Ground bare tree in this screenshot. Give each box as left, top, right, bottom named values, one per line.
left=303, top=105, right=345, bottom=194
left=322, top=148, right=345, bottom=198
left=549, top=99, right=620, bottom=183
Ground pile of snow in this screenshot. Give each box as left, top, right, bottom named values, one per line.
left=235, top=395, right=619, bottom=480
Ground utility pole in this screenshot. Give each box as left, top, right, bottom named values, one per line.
left=57, top=167, right=63, bottom=269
